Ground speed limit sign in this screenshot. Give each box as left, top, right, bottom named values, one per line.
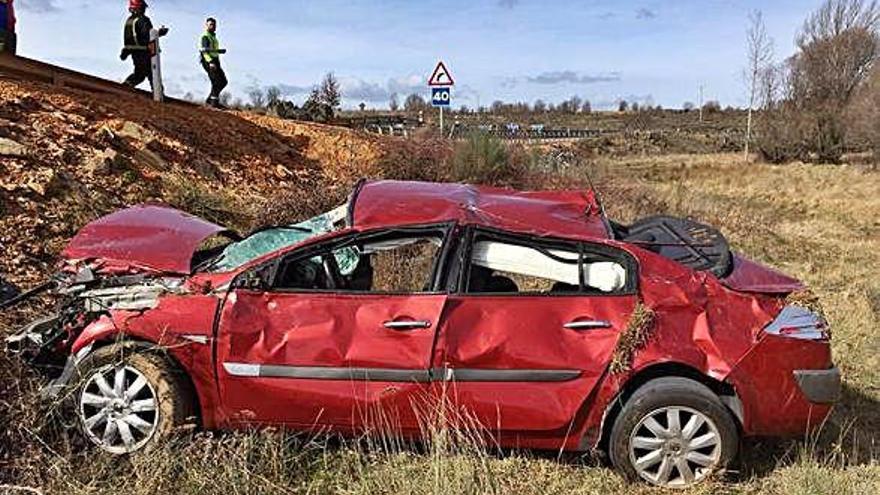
left=431, top=87, right=451, bottom=107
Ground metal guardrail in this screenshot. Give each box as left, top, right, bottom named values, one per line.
left=0, top=53, right=194, bottom=106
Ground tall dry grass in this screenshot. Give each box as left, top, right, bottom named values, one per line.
left=2, top=148, right=879, bottom=494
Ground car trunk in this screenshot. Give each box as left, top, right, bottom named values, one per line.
left=720, top=254, right=804, bottom=295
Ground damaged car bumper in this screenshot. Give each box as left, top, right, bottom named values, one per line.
left=794, top=367, right=841, bottom=404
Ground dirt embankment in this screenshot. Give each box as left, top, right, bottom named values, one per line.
left=0, top=79, right=385, bottom=288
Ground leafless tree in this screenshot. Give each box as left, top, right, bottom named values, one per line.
left=389, top=93, right=400, bottom=112
left=247, top=86, right=266, bottom=109
left=404, top=94, right=427, bottom=112
left=744, top=10, right=774, bottom=161
left=792, top=0, right=879, bottom=162
left=756, top=0, right=880, bottom=163
left=266, top=86, right=282, bottom=106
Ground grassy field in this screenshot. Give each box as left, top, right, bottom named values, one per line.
left=2, top=150, right=878, bottom=494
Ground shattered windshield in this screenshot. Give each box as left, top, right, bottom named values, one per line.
left=205, top=205, right=356, bottom=272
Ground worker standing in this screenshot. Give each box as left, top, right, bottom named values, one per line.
left=200, top=17, right=228, bottom=108
left=0, top=0, right=16, bottom=55
left=120, top=0, right=167, bottom=89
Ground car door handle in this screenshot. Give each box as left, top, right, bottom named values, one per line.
left=383, top=320, right=432, bottom=330
left=563, top=320, right=612, bottom=330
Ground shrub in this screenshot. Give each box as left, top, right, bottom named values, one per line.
left=449, top=133, right=525, bottom=187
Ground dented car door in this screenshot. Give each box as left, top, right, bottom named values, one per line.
left=216, top=225, right=454, bottom=431
left=434, top=229, right=638, bottom=434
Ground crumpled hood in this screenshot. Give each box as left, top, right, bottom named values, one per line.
left=62, top=205, right=229, bottom=274
left=720, top=254, right=805, bottom=294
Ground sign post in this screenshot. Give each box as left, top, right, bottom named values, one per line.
left=428, top=61, right=455, bottom=136
left=149, top=27, right=169, bottom=102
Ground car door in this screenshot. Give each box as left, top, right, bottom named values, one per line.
left=434, top=228, right=638, bottom=434
left=216, top=224, right=455, bottom=432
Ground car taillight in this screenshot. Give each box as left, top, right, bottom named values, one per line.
left=764, top=306, right=830, bottom=341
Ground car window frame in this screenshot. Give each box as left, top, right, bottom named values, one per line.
left=453, top=226, right=639, bottom=297
left=232, top=222, right=458, bottom=296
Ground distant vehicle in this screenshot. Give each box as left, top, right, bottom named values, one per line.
left=5, top=180, right=838, bottom=488
left=529, top=124, right=545, bottom=132
left=505, top=122, right=520, bottom=133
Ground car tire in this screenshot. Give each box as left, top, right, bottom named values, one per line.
left=73, top=343, right=196, bottom=455
left=608, top=377, right=738, bottom=488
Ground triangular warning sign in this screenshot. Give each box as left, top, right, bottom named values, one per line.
left=428, top=61, right=455, bottom=86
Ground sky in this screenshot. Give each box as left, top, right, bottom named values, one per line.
left=15, top=0, right=825, bottom=110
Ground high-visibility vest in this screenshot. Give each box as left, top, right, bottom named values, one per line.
left=200, top=31, right=220, bottom=63
left=124, top=14, right=149, bottom=51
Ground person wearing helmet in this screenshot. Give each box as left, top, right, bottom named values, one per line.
left=200, top=17, right=228, bottom=108
left=0, top=0, right=16, bottom=55
left=121, top=0, right=168, bottom=88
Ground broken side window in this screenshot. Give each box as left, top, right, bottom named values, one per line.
left=273, top=233, right=445, bottom=293
left=466, top=238, right=628, bottom=295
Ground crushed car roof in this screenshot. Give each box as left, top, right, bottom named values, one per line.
left=351, top=180, right=611, bottom=240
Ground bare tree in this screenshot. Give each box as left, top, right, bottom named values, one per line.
left=389, top=93, right=400, bottom=112
left=266, top=86, right=282, bottom=107
left=755, top=0, right=880, bottom=163
left=404, top=94, right=427, bottom=112
left=794, top=0, right=879, bottom=162
left=247, top=86, right=266, bottom=109
left=744, top=10, right=774, bottom=161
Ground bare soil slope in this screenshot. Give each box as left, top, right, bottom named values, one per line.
left=0, top=79, right=383, bottom=287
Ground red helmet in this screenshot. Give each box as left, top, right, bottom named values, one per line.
left=129, top=0, right=147, bottom=10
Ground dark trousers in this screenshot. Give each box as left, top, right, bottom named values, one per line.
left=202, top=59, right=228, bottom=102
left=0, top=31, right=16, bottom=55
left=124, top=51, right=153, bottom=88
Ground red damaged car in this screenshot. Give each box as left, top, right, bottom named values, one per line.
left=3, top=180, right=839, bottom=487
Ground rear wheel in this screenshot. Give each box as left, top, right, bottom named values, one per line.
left=608, top=377, right=738, bottom=488
left=74, top=344, right=195, bottom=454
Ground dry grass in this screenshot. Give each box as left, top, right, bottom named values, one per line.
left=2, top=150, right=880, bottom=493
left=609, top=302, right=656, bottom=374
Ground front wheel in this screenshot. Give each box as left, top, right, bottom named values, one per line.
left=608, top=377, right=739, bottom=488
left=74, top=344, right=195, bottom=454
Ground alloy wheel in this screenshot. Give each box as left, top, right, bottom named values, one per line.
left=79, top=364, right=160, bottom=454
left=628, top=406, right=722, bottom=487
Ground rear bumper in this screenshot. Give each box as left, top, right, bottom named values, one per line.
left=794, top=367, right=841, bottom=404
left=726, top=334, right=837, bottom=437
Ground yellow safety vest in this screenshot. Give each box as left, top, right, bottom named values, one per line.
left=201, top=32, right=220, bottom=63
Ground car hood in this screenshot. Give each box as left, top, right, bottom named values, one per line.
left=62, top=205, right=230, bottom=275
left=720, top=254, right=804, bottom=294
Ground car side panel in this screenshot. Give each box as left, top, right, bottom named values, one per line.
left=566, top=246, right=787, bottom=449
left=71, top=294, right=225, bottom=428
left=435, top=295, right=636, bottom=433
left=216, top=290, right=446, bottom=429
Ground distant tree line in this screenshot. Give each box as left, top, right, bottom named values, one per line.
left=382, top=93, right=726, bottom=115
left=245, top=72, right=342, bottom=122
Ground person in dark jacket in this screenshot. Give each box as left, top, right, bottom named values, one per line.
left=200, top=17, right=228, bottom=107
left=120, top=0, right=167, bottom=89
left=0, top=0, right=16, bottom=55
